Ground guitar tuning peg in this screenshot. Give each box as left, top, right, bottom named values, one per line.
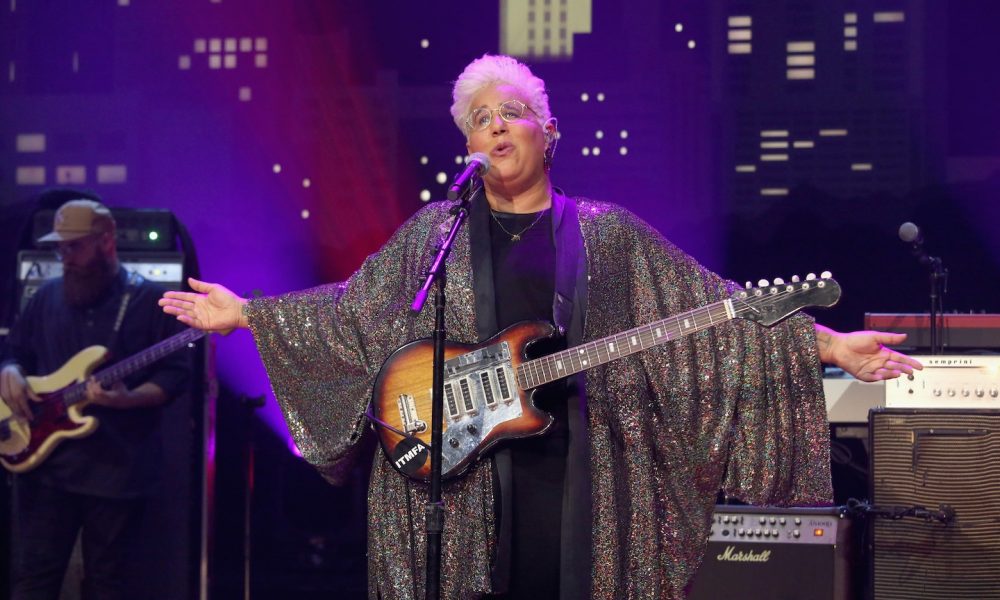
left=805, top=273, right=816, bottom=281
left=758, top=279, right=770, bottom=288
left=791, top=275, right=801, bottom=283
left=820, top=270, right=832, bottom=279
left=745, top=281, right=752, bottom=289
left=773, top=277, right=785, bottom=285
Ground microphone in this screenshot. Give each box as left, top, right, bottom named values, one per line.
left=898, top=221, right=922, bottom=245
left=898, top=221, right=935, bottom=268
left=447, top=153, right=490, bottom=200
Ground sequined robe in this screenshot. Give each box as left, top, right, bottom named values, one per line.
left=246, top=193, right=832, bottom=600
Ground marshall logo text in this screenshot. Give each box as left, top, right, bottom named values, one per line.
left=716, top=546, right=772, bottom=563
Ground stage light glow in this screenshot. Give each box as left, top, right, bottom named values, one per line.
left=596, top=93, right=605, bottom=102
left=592, top=147, right=601, bottom=156
left=581, top=92, right=589, bottom=102
left=302, top=178, right=311, bottom=188
left=419, top=156, right=428, bottom=165
left=272, top=164, right=281, bottom=173
left=435, top=172, right=447, bottom=184
left=675, top=23, right=683, bottom=32
left=687, top=40, right=696, bottom=49
left=619, top=147, right=628, bottom=156
left=420, top=39, right=429, bottom=48
left=301, top=209, right=310, bottom=219
left=420, top=189, right=431, bottom=201
left=595, top=130, right=604, bottom=139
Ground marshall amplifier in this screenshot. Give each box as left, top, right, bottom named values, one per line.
left=870, top=409, right=1000, bottom=600
left=688, top=505, right=853, bottom=600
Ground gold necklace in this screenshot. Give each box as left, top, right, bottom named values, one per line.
left=490, top=208, right=548, bottom=242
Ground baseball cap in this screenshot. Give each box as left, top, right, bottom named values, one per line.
left=37, top=199, right=115, bottom=243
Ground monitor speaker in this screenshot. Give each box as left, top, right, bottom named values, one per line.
left=870, top=409, right=1000, bottom=600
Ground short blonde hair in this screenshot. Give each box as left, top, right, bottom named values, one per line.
left=450, top=54, right=552, bottom=136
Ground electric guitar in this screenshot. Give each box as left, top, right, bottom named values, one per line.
left=369, top=273, right=841, bottom=482
left=0, top=327, right=205, bottom=473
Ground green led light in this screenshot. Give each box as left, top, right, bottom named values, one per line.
left=148, top=231, right=159, bottom=241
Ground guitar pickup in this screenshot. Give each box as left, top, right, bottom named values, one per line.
left=479, top=371, right=497, bottom=408
left=495, top=367, right=514, bottom=404
left=397, top=394, right=427, bottom=434
left=444, top=383, right=460, bottom=419
left=458, top=378, right=477, bottom=415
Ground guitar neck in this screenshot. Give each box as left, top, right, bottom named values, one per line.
left=517, top=298, right=736, bottom=389
left=63, top=328, right=206, bottom=406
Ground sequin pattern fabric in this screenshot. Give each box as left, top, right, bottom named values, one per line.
left=246, top=198, right=832, bottom=599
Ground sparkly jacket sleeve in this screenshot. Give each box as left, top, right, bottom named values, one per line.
left=244, top=204, right=451, bottom=484
left=578, top=201, right=831, bottom=599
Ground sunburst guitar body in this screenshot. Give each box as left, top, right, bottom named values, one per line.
left=370, top=273, right=842, bottom=481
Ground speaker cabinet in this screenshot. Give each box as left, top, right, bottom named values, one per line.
left=688, top=506, right=853, bottom=600
left=870, top=409, right=1000, bottom=600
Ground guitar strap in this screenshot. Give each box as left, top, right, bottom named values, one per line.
left=106, top=270, right=143, bottom=355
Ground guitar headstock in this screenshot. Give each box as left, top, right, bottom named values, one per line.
left=733, top=271, right=841, bottom=326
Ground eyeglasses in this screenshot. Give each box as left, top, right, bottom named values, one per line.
left=54, top=234, right=100, bottom=260
left=465, top=99, right=537, bottom=132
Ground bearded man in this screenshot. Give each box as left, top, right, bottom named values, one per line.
left=0, top=198, right=190, bottom=600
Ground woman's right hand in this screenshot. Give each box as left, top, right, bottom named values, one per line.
left=159, top=277, right=248, bottom=333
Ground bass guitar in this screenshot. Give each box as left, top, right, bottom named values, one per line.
left=369, top=273, right=840, bottom=481
left=0, top=327, right=204, bottom=473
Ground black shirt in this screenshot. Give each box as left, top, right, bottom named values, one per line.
left=4, top=267, right=191, bottom=498
left=489, top=209, right=568, bottom=599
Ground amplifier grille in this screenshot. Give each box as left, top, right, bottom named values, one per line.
left=871, top=410, right=1000, bottom=599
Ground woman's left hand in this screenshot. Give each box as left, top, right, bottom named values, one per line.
left=815, top=324, right=924, bottom=382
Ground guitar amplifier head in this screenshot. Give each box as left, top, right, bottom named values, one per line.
left=870, top=409, right=1000, bottom=599
left=16, top=250, right=186, bottom=313
left=688, top=506, right=854, bottom=600
left=884, top=355, right=1000, bottom=409
left=32, top=207, right=177, bottom=251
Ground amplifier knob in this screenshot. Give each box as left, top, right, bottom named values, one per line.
left=754, top=529, right=762, bottom=537
left=794, top=518, right=801, bottom=525
left=779, top=517, right=786, bottom=525
left=793, top=530, right=801, bottom=538
left=759, top=517, right=766, bottom=524
left=738, top=528, right=745, bottom=536
left=763, top=530, right=771, bottom=538
left=976, top=388, right=985, bottom=398
left=991, top=389, right=999, bottom=398
left=769, top=517, right=777, bottom=524
left=933, top=388, right=942, bottom=397
left=961, top=388, right=970, bottom=397
left=723, top=516, right=731, bottom=524
left=772, top=529, right=779, bottom=537
left=947, top=389, right=956, bottom=397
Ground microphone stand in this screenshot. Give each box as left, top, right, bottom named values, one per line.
left=410, top=183, right=479, bottom=600
left=927, top=257, right=947, bottom=355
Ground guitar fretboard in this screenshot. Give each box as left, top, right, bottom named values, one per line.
left=62, top=328, right=206, bottom=405
left=516, top=300, right=738, bottom=390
